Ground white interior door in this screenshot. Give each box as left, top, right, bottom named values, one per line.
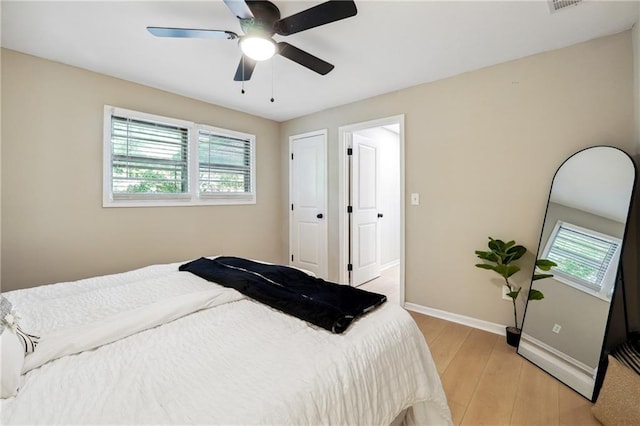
left=351, top=132, right=381, bottom=286
left=289, top=131, right=328, bottom=279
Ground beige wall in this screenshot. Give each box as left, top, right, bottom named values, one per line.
left=540, top=203, right=626, bottom=249
left=523, top=277, right=609, bottom=369
left=1, top=49, right=286, bottom=291
left=280, top=32, right=635, bottom=327
left=634, top=21, right=640, bottom=152
left=0, top=4, right=3, bottom=290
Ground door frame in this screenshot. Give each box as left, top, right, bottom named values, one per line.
left=338, top=115, right=405, bottom=303
left=288, top=129, right=328, bottom=279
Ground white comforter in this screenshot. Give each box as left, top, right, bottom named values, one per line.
left=1, top=260, right=452, bottom=425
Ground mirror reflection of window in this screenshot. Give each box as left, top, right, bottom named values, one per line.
left=542, top=221, right=621, bottom=301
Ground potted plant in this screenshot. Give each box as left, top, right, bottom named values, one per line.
left=475, top=237, right=556, bottom=347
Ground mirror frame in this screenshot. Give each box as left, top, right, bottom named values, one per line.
left=518, top=145, right=637, bottom=401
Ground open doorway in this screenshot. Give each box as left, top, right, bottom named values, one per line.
left=338, top=115, right=405, bottom=305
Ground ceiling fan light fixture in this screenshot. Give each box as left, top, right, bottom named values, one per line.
left=240, top=37, right=276, bottom=61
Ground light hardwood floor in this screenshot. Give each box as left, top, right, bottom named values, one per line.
left=410, top=312, right=600, bottom=425
left=362, top=269, right=600, bottom=425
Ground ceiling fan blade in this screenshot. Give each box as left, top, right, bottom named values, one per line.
left=147, top=27, right=238, bottom=40
left=234, top=56, right=257, bottom=81
left=277, top=42, right=334, bottom=75
left=275, top=0, right=357, bottom=36
left=223, top=0, right=254, bottom=20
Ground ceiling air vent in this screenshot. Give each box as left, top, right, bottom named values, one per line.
left=548, top=0, right=583, bottom=13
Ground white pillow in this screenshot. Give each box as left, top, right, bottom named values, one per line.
left=1, top=295, right=38, bottom=398
left=1, top=329, right=25, bottom=398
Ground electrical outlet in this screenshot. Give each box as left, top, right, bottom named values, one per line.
left=502, top=285, right=511, bottom=301
left=552, top=324, right=562, bottom=334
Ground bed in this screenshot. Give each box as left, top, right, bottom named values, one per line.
left=1, top=257, right=452, bottom=425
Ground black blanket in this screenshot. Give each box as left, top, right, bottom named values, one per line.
left=179, top=257, right=386, bottom=334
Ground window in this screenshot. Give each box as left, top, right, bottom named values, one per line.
left=110, top=115, right=190, bottom=198
left=541, top=221, right=621, bottom=300
left=198, top=127, right=252, bottom=197
left=103, top=106, right=255, bottom=207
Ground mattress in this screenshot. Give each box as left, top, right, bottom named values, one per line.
left=1, top=259, right=452, bottom=425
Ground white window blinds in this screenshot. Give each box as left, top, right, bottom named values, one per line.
left=545, top=222, right=620, bottom=291
left=198, top=130, right=253, bottom=196
left=110, top=115, right=189, bottom=197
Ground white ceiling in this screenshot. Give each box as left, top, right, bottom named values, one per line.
left=2, top=1, right=639, bottom=122
left=551, top=147, right=636, bottom=223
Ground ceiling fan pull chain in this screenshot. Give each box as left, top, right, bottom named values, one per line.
left=270, top=57, right=275, bottom=103
left=241, top=55, right=246, bottom=94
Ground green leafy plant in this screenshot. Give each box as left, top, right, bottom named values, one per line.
left=475, top=237, right=556, bottom=331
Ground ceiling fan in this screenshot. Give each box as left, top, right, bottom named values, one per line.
left=147, top=0, right=357, bottom=82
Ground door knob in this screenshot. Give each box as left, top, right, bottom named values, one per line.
left=377, top=213, right=384, bottom=218
left=317, top=213, right=324, bottom=219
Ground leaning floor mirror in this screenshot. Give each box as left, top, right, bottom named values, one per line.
left=518, top=146, right=637, bottom=401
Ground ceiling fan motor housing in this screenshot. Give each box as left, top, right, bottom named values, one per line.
left=241, top=1, right=281, bottom=36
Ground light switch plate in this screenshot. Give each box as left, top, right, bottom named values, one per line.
left=410, top=193, right=419, bottom=205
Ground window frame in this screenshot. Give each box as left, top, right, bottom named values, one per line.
left=541, top=220, right=621, bottom=301
left=103, top=106, right=256, bottom=207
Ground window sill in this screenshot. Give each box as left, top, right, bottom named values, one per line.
left=550, top=274, right=612, bottom=302
left=103, top=195, right=256, bottom=208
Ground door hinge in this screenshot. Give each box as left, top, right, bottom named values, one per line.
left=347, top=205, right=353, bottom=213
left=291, top=203, right=294, bottom=211
left=347, top=148, right=353, bottom=156
left=291, top=153, right=294, bottom=160
left=291, top=254, right=294, bottom=262
left=347, top=263, right=353, bottom=271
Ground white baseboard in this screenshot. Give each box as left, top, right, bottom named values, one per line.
left=518, top=333, right=595, bottom=399
left=381, top=259, right=400, bottom=271
left=404, top=302, right=506, bottom=336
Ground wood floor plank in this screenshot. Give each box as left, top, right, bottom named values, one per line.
left=441, top=328, right=498, bottom=407
left=510, top=360, right=560, bottom=425
left=558, top=382, right=599, bottom=426
left=461, top=339, right=523, bottom=425
left=448, top=401, right=467, bottom=426
left=428, top=321, right=473, bottom=374
left=409, top=310, right=448, bottom=344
